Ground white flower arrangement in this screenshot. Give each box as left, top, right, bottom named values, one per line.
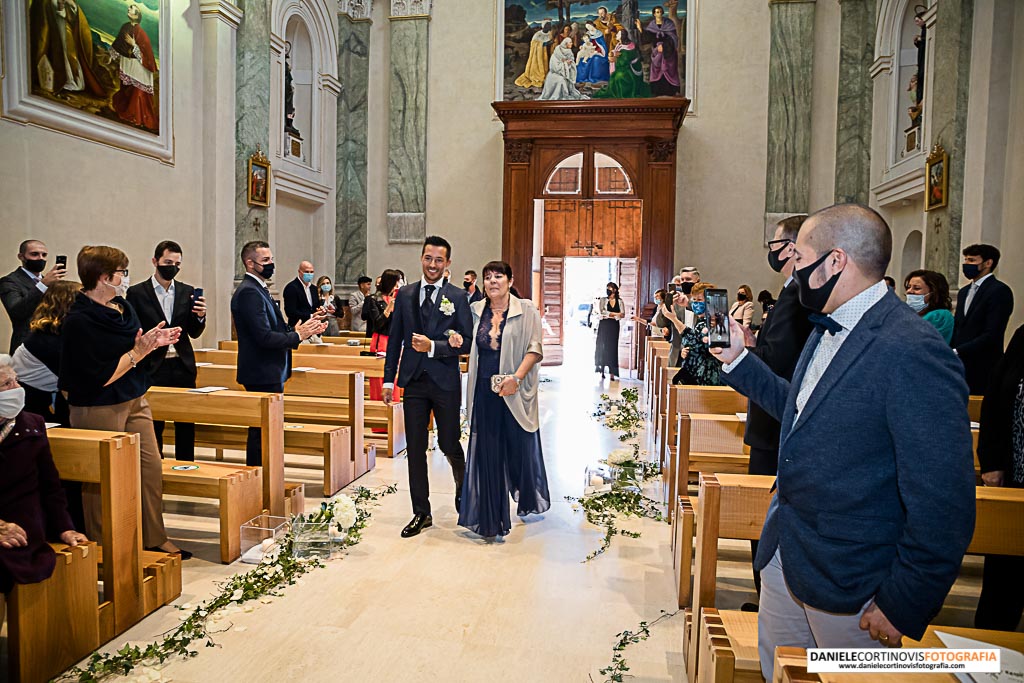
left=333, top=493, right=358, bottom=530
left=606, top=448, right=636, bottom=466
left=439, top=296, right=455, bottom=316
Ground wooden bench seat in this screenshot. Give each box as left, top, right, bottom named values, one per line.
left=282, top=395, right=404, bottom=458
left=7, top=542, right=100, bottom=683
left=160, top=459, right=263, bottom=563
left=669, top=413, right=749, bottom=523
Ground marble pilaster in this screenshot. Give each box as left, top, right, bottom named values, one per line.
left=336, top=15, right=372, bottom=283
left=764, top=0, right=816, bottom=217
left=386, top=15, right=429, bottom=244
left=234, top=0, right=272, bottom=277
left=924, top=0, right=974, bottom=285
left=834, top=0, right=875, bottom=205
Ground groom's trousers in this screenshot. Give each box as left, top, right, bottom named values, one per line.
left=402, top=373, right=466, bottom=515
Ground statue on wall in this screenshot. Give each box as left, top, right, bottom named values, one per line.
left=910, top=5, right=927, bottom=124
left=284, top=41, right=301, bottom=140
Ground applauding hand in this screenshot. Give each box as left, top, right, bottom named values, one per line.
left=296, top=317, right=327, bottom=341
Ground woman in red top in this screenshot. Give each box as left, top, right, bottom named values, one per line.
left=366, top=270, right=403, bottom=423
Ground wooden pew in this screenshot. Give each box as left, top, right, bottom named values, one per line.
left=664, top=386, right=748, bottom=484
left=669, top=413, right=749, bottom=524
left=199, top=348, right=386, bottom=376
left=47, top=428, right=181, bottom=641
left=147, top=387, right=287, bottom=517
left=655, top=363, right=680, bottom=457
left=645, top=340, right=670, bottom=411
left=774, top=627, right=1024, bottom=683
left=6, top=542, right=100, bottom=683
left=647, top=343, right=670, bottom=432
left=968, top=394, right=982, bottom=422
left=687, top=480, right=1024, bottom=683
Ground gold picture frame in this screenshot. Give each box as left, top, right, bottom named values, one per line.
left=925, top=144, right=948, bottom=212
left=247, top=145, right=271, bottom=207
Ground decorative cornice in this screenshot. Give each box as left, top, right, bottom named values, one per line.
left=273, top=167, right=332, bottom=203
left=320, top=73, right=343, bottom=96
left=390, top=0, right=431, bottom=16
left=388, top=13, right=430, bottom=21
left=646, top=139, right=677, bottom=163
left=338, top=0, right=372, bottom=21
left=870, top=55, right=893, bottom=79
left=270, top=32, right=287, bottom=53
left=493, top=99, right=690, bottom=131
left=872, top=166, right=925, bottom=207
left=199, top=0, right=243, bottom=29
left=505, top=139, right=533, bottom=164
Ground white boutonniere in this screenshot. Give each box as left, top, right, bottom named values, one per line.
left=439, top=296, right=455, bottom=316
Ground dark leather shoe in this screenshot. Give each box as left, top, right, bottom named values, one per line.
left=740, top=602, right=759, bottom=613
left=401, top=514, right=433, bottom=538
left=455, top=485, right=463, bottom=513
left=147, top=546, right=193, bottom=561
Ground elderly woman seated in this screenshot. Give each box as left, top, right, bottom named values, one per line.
left=0, top=354, right=87, bottom=624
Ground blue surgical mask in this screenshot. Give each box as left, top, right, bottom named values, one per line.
left=906, top=293, right=928, bottom=312
left=302, top=272, right=314, bottom=284
left=321, top=283, right=332, bottom=293
left=691, top=301, right=706, bottom=315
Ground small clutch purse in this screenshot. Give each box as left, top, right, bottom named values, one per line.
left=490, top=374, right=512, bottom=394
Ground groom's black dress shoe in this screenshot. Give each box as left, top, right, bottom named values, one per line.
left=455, top=485, right=463, bottom=514
left=401, top=514, right=433, bottom=538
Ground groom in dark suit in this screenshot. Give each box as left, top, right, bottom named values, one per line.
left=127, top=240, right=208, bottom=460
left=383, top=235, right=473, bottom=538
left=711, top=204, right=975, bottom=680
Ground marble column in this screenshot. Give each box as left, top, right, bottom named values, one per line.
left=200, top=0, right=243, bottom=341
left=234, top=0, right=272, bottom=277
left=924, top=0, right=974, bottom=284
left=764, top=0, right=816, bottom=224
left=387, top=1, right=431, bottom=244
left=336, top=8, right=372, bottom=284
left=834, top=0, right=875, bottom=205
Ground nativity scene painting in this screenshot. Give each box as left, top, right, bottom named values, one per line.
left=27, top=0, right=162, bottom=134
left=503, top=0, right=686, bottom=101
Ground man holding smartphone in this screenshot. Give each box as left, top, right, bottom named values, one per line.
left=127, top=240, right=207, bottom=460
left=1, top=239, right=67, bottom=353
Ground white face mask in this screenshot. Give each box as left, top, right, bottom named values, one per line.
left=0, top=386, right=26, bottom=419
left=105, top=275, right=130, bottom=298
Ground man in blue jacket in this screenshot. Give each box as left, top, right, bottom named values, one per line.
left=711, top=204, right=975, bottom=680
left=232, top=240, right=326, bottom=466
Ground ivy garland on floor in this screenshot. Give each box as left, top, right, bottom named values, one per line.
left=567, top=388, right=667, bottom=562
left=593, top=610, right=680, bottom=683
left=60, top=484, right=398, bottom=683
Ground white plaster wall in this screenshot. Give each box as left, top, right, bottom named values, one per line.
left=881, top=197, right=926, bottom=283
left=0, top=0, right=206, bottom=348
left=273, top=194, right=318, bottom=279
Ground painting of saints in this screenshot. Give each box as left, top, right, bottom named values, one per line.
left=592, top=30, right=650, bottom=99
left=514, top=22, right=553, bottom=88
left=250, top=166, right=269, bottom=205
left=593, top=6, right=623, bottom=54
left=539, top=38, right=586, bottom=100
left=29, top=0, right=107, bottom=98
left=109, top=3, right=158, bottom=132
left=575, top=22, right=609, bottom=84
left=636, top=5, right=680, bottom=96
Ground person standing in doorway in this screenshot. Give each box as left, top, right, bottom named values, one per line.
left=595, top=281, right=623, bottom=380
left=383, top=236, right=473, bottom=538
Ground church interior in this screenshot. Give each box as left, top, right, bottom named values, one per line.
left=1, top=0, right=1023, bottom=681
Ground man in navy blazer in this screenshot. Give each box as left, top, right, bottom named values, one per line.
left=951, top=243, right=1014, bottom=395
left=383, top=235, right=472, bottom=538
left=231, top=241, right=326, bottom=466
left=711, top=204, right=975, bottom=680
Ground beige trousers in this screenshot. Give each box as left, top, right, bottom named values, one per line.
left=70, top=397, right=168, bottom=548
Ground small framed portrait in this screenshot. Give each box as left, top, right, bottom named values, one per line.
left=925, top=144, right=948, bottom=212
left=248, top=147, right=271, bottom=207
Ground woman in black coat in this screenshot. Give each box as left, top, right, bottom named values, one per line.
left=975, top=323, right=1024, bottom=630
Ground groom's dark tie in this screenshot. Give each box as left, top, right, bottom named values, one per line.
left=420, top=284, right=436, bottom=329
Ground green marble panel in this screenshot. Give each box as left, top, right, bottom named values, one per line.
left=235, top=0, right=271, bottom=277
left=765, top=0, right=816, bottom=214
left=336, top=18, right=371, bottom=284
left=387, top=18, right=428, bottom=244
left=834, top=0, right=875, bottom=205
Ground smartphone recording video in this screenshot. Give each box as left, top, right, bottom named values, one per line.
left=666, top=282, right=677, bottom=294
left=704, top=288, right=731, bottom=348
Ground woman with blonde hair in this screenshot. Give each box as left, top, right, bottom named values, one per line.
left=12, top=279, right=80, bottom=425
left=59, top=246, right=188, bottom=558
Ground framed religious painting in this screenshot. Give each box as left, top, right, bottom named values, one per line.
left=248, top=147, right=271, bottom=207
left=925, top=144, right=948, bottom=212
left=496, top=0, right=696, bottom=107
left=1, top=0, right=174, bottom=162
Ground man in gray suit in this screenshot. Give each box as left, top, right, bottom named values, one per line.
left=711, top=204, right=975, bottom=680
left=0, top=239, right=67, bottom=353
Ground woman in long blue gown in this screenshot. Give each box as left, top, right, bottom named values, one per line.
left=456, top=260, right=549, bottom=538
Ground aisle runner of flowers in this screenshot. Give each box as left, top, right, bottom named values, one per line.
left=61, top=484, right=398, bottom=683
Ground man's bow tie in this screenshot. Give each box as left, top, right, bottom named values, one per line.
left=808, top=313, right=843, bottom=336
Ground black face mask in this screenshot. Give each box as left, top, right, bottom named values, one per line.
left=679, top=281, right=695, bottom=295
left=795, top=250, right=842, bottom=313
left=463, top=281, right=472, bottom=290
left=257, top=262, right=275, bottom=280
left=962, top=263, right=981, bottom=280
left=23, top=258, right=46, bottom=274
left=737, top=293, right=747, bottom=301
left=767, top=246, right=790, bottom=273
left=157, top=264, right=180, bottom=281
left=607, top=288, right=615, bottom=296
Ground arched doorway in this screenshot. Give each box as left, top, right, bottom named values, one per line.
left=492, top=99, right=689, bottom=373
